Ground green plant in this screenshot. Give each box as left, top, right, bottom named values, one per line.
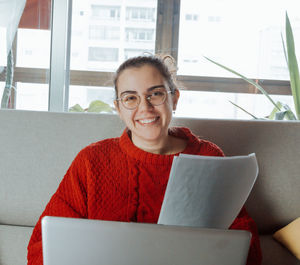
left=1, top=49, right=14, bottom=108
left=69, top=100, right=114, bottom=113
left=205, top=12, right=300, bottom=120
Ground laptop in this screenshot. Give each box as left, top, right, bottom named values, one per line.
left=42, top=216, right=251, bottom=265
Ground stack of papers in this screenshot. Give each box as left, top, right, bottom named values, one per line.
left=158, top=153, right=258, bottom=229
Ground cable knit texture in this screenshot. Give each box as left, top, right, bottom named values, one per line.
left=27, top=127, right=262, bottom=265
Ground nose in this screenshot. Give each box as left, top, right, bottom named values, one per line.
left=138, top=96, right=154, bottom=111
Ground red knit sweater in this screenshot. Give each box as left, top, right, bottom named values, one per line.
left=27, top=127, right=262, bottom=265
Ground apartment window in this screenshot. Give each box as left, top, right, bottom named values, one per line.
left=89, top=25, right=120, bottom=40
left=185, top=14, right=198, bottom=21
left=126, top=28, right=154, bottom=42
left=126, top=7, right=156, bottom=22
left=208, top=16, right=221, bottom=22
left=91, top=5, right=120, bottom=20
left=88, top=47, right=118, bottom=62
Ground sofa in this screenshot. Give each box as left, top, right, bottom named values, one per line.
left=0, top=109, right=299, bottom=265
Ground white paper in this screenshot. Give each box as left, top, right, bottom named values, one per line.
left=158, top=153, right=258, bottom=229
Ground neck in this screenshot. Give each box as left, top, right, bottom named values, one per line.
left=131, top=133, right=186, bottom=155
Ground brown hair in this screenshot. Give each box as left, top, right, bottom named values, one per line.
left=113, top=55, right=178, bottom=99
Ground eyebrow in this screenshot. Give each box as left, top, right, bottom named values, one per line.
left=120, top=85, right=165, bottom=97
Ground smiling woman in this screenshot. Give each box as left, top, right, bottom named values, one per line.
left=27, top=55, right=262, bottom=265
left=113, top=56, right=181, bottom=154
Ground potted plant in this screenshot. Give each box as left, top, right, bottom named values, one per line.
left=69, top=100, right=114, bottom=113
left=205, top=13, right=300, bottom=120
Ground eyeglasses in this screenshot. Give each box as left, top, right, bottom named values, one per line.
left=116, top=88, right=173, bottom=110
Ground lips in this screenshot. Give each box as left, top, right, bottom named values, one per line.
left=137, top=117, right=159, bottom=124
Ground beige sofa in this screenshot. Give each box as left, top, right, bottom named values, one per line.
left=0, top=109, right=299, bottom=265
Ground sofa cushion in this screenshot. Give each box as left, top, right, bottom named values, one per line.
left=0, top=225, right=33, bottom=265
left=273, top=217, right=300, bottom=260
left=0, top=110, right=124, bottom=227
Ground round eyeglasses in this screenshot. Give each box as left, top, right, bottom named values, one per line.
left=116, top=88, right=173, bottom=110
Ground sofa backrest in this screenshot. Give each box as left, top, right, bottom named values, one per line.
left=0, top=110, right=299, bottom=234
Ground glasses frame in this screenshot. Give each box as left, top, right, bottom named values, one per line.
left=116, top=88, right=174, bottom=110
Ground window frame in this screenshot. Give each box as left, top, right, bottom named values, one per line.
left=0, top=0, right=292, bottom=112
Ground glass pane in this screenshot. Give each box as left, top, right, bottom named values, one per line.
left=16, top=82, right=48, bottom=111
left=178, top=0, right=300, bottom=80
left=0, top=27, right=6, bottom=68
left=16, top=29, right=51, bottom=68
left=68, top=85, right=115, bottom=112
left=70, top=0, right=158, bottom=72
left=0, top=82, right=4, bottom=99
left=3, top=0, right=52, bottom=110
left=175, top=90, right=294, bottom=119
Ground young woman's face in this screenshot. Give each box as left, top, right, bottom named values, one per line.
left=114, top=64, right=179, bottom=147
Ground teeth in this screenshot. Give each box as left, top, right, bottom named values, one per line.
left=139, top=118, right=157, bottom=124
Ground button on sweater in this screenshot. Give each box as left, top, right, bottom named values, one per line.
left=27, top=127, right=262, bottom=265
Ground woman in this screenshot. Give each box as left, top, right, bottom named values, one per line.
left=27, top=55, right=262, bottom=265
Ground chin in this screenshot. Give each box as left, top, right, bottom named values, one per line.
left=132, top=129, right=165, bottom=143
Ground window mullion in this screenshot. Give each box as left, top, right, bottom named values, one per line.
left=48, top=0, right=72, bottom=112
left=155, top=0, right=180, bottom=61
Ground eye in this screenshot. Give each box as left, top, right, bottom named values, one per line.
left=123, top=94, right=138, bottom=102
left=151, top=91, right=165, bottom=97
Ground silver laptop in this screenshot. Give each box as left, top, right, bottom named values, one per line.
left=42, top=216, right=251, bottom=265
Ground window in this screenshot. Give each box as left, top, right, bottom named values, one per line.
left=208, top=16, right=221, bottom=22
left=69, top=0, right=157, bottom=73
left=3, top=0, right=299, bottom=120
left=0, top=27, right=6, bottom=67
left=0, top=0, right=51, bottom=111
left=16, top=82, right=48, bottom=111
left=69, top=86, right=115, bottom=111
left=16, top=29, right=51, bottom=68
left=185, top=14, right=198, bottom=21
left=177, top=0, right=300, bottom=80
left=91, top=5, right=120, bottom=20
left=126, top=7, right=156, bottom=22
left=89, top=25, right=120, bottom=40
left=88, top=47, right=119, bottom=62
left=125, top=28, right=155, bottom=42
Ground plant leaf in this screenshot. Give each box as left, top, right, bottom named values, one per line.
left=69, top=104, right=84, bottom=112
left=281, top=33, right=288, bottom=66
left=229, top=100, right=258, bottom=119
left=87, top=100, right=113, bottom=113
left=282, top=103, right=297, bottom=120
left=286, top=12, right=300, bottom=119
left=275, top=111, right=287, bottom=120
left=268, top=101, right=283, bottom=120
left=204, top=56, right=281, bottom=111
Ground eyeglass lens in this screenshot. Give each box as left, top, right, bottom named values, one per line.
left=122, top=89, right=168, bottom=109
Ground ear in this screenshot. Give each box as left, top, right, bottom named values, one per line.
left=114, top=100, right=123, bottom=120
left=172, top=89, right=180, bottom=111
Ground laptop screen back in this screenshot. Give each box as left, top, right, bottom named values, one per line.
left=42, top=216, right=251, bottom=265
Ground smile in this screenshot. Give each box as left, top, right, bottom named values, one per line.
left=138, top=117, right=159, bottom=124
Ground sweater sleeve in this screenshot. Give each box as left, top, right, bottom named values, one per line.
left=230, top=207, right=262, bottom=265
left=27, top=150, right=89, bottom=265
